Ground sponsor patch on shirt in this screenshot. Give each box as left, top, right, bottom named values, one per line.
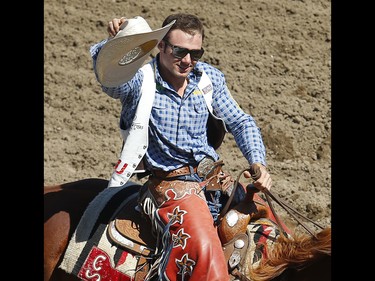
left=201, top=84, right=213, bottom=95
left=193, top=89, right=201, bottom=95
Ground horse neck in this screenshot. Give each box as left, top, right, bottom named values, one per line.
left=248, top=227, right=331, bottom=281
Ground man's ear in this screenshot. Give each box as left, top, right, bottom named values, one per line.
left=157, top=40, right=164, bottom=51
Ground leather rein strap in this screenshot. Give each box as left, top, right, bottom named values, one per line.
left=221, top=164, right=325, bottom=239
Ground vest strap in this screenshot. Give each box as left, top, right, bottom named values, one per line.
left=108, top=63, right=155, bottom=188
left=198, top=71, right=227, bottom=149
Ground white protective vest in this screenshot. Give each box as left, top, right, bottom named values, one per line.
left=108, top=63, right=226, bottom=188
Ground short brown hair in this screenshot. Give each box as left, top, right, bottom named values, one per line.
left=162, top=13, right=205, bottom=41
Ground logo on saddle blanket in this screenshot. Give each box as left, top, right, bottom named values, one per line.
left=78, top=246, right=137, bottom=281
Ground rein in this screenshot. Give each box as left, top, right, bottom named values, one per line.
left=222, top=165, right=324, bottom=239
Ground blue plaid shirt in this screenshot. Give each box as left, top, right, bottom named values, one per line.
left=90, top=39, right=266, bottom=171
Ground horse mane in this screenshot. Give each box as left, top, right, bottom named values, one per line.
left=247, top=227, right=331, bottom=281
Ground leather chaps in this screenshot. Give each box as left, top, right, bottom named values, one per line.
left=138, top=176, right=231, bottom=281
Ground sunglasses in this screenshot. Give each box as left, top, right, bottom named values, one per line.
left=163, top=40, right=204, bottom=61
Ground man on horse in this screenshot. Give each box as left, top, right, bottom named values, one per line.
left=90, top=13, right=272, bottom=281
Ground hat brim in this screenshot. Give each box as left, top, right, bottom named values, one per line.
left=96, top=21, right=174, bottom=87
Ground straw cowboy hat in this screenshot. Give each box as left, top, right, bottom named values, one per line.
left=96, top=16, right=175, bottom=87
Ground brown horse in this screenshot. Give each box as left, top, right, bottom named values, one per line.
left=44, top=178, right=331, bottom=281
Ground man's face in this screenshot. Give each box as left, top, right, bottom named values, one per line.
left=158, top=29, right=203, bottom=80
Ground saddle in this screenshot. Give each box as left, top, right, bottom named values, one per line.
left=107, top=191, right=268, bottom=281
left=107, top=193, right=156, bottom=280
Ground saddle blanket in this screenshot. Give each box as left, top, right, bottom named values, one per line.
left=59, top=183, right=146, bottom=280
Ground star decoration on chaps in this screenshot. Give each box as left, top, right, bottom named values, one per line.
left=176, top=253, right=196, bottom=277
left=172, top=228, right=191, bottom=249
left=167, top=206, right=187, bottom=225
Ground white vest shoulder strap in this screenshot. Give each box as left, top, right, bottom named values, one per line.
left=107, top=63, right=155, bottom=187
left=198, top=71, right=227, bottom=128
left=197, top=70, right=227, bottom=149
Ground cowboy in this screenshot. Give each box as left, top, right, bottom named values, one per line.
left=90, top=13, right=272, bottom=281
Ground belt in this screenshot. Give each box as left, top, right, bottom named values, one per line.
left=151, top=165, right=198, bottom=179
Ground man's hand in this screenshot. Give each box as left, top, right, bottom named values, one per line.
left=243, top=163, right=272, bottom=192
left=107, top=17, right=127, bottom=37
